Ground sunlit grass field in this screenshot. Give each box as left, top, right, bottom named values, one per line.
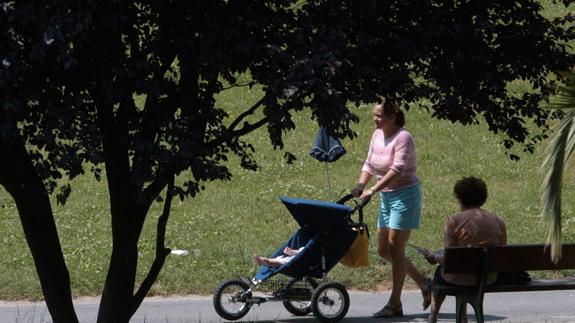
left=1, top=80, right=575, bottom=300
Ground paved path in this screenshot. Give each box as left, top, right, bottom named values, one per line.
left=1, top=289, right=575, bottom=322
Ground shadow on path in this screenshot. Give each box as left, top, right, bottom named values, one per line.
left=240, top=312, right=507, bottom=322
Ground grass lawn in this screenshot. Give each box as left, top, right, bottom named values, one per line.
left=1, top=80, right=575, bottom=300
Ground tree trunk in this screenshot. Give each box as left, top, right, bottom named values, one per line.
left=0, top=137, right=78, bottom=323
left=94, top=159, right=142, bottom=322
left=96, top=235, right=139, bottom=323
left=94, top=97, right=143, bottom=322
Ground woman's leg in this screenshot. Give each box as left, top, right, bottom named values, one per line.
left=378, top=228, right=431, bottom=307
left=378, top=229, right=429, bottom=287
left=387, top=229, right=409, bottom=305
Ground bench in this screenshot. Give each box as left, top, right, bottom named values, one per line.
left=430, top=244, right=575, bottom=323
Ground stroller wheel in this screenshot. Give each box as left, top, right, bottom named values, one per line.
left=213, top=279, right=252, bottom=321
left=282, top=277, right=318, bottom=316
left=311, top=282, right=350, bottom=322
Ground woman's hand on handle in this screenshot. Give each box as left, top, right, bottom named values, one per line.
left=360, top=187, right=374, bottom=201
left=351, top=183, right=365, bottom=197
left=352, top=171, right=372, bottom=197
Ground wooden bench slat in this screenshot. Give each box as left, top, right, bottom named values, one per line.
left=432, top=278, right=575, bottom=295
left=443, top=244, right=575, bottom=273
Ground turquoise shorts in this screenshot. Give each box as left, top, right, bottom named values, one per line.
left=378, top=184, right=422, bottom=230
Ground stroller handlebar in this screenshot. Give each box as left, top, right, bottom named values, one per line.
left=355, top=195, right=371, bottom=209
left=336, top=194, right=355, bottom=205
left=337, top=193, right=371, bottom=209
left=337, top=193, right=371, bottom=224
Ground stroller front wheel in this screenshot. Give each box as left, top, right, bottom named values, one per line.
left=311, top=282, right=350, bottom=322
left=213, top=279, right=252, bottom=321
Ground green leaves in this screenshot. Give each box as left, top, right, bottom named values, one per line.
left=541, top=71, right=575, bottom=262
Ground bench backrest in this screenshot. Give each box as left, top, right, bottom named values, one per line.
left=443, top=244, right=575, bottom=274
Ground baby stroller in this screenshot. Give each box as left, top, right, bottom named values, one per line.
left=213, top=194, right=369, bottom=322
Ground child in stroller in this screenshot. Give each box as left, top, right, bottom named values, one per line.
left=252, top=246, right=304, bottom=267
left=213, top=194, right=369, bottom=322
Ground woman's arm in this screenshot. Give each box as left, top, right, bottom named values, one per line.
left=424, top=250, right=444, bottom=265
left=359, top=169, right=398, bottom=200
left=352, top=171, right=373, bottom=197
left=428, top=216, right=457, bottom=265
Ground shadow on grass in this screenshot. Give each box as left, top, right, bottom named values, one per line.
left=236, top=312, right=507, bottom=322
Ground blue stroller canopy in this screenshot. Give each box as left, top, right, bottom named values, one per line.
left=280, top=196, right=353, bottom=229
left=255, top=196, right=356, bottom=281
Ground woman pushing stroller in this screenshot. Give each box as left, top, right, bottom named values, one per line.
left=352, top=98, right=431, bottom=318
left=214, top=98, right=430, bottom=322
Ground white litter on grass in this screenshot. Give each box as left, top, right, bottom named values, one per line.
left=170, top=249, right=189, bottom=256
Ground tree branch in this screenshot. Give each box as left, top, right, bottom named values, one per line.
left=233, top=117, right=269, bottom=138
left=222, top=81, right=253, bottom=91
left=227, top=96, right=265, bottom=132
left=130, top=175, right=174, bottom=315
left=142, top=174, right=171, bottom=209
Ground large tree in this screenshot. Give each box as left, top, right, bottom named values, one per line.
left=0, top=2, right=92, bottom=321
left=1, top=0, right=573, bottom=322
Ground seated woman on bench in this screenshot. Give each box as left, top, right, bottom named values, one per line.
left=424, top=177, right=507, bottom=323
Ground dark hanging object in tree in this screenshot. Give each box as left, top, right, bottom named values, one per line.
left=310, top=127, right=346, bottom=201
left=310, top=127, right=346, bottom=162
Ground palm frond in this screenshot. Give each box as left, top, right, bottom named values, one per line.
left=541, top=110, right=573, bottom=261
left=541, top=72, right=575, bottom=263
left=545, top=73, right=575, bottom=111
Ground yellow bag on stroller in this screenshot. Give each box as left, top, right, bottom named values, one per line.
left=340, top=224, right=369, bottom=267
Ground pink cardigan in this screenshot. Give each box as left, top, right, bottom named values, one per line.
left=361, top=128, right=419, bottom=192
